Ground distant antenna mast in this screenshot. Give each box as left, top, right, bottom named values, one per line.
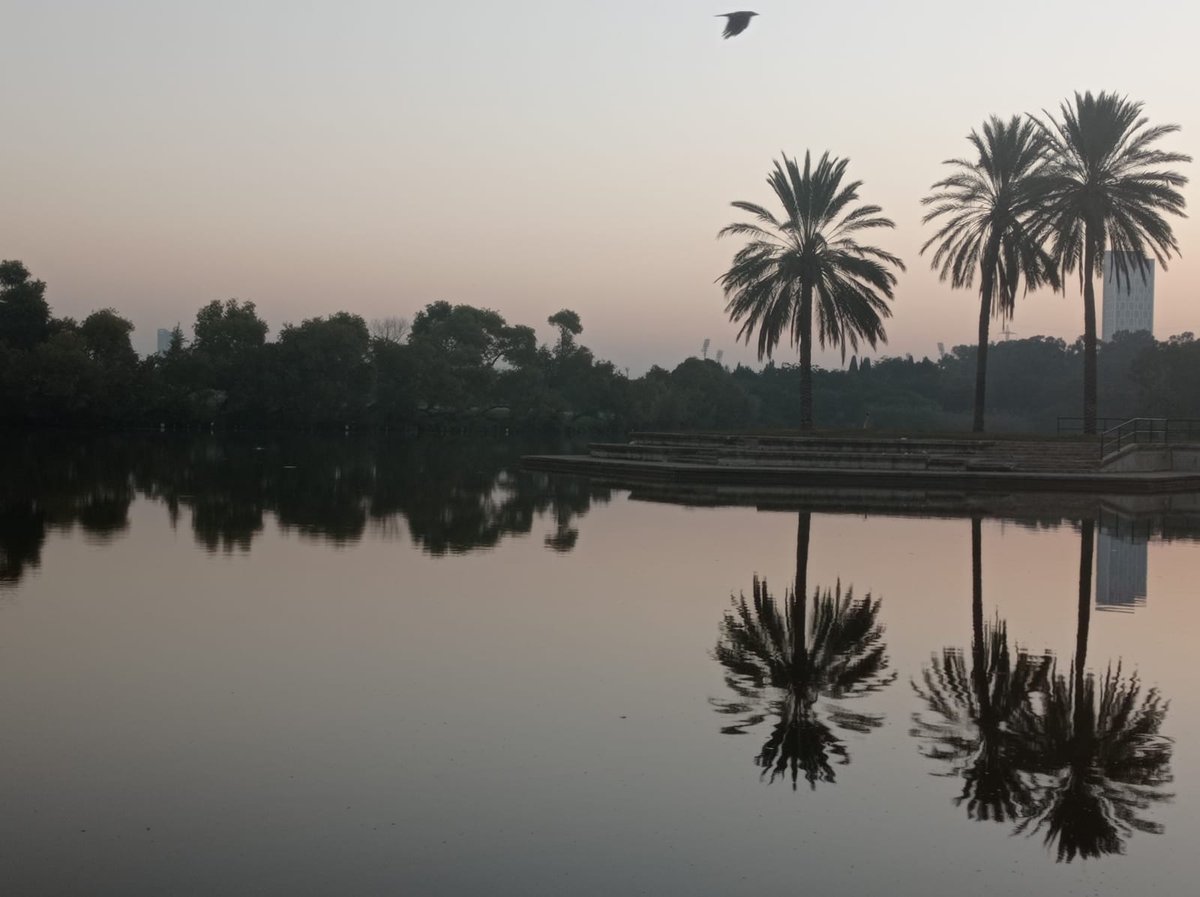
left=1000, top=325, right=1017, bottom=341
left=701, top=338, right=711, bottom=360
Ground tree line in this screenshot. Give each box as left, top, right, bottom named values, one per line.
left=5, top=258, right=1200, bottom=433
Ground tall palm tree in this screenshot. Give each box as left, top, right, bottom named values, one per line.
left=912, top=518, right=1051, bottom=821
left=1013, top=520, right=1174, bottom=860
left=1033, top=92, right=1190, bottom=434
left=922, top=117, right=1061, bottom=432
left=713, top=512, right=895, bottom=788
left=718, top=152, right=905, bottom=429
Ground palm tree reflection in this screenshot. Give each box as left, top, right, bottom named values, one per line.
left=912, top=518, right=1051, bottom=821
left=714, top=512, right=894, bottom=789
left=1014, top=521, right=1173, bottom=861
left=913, top=518, right=1174, bottom=861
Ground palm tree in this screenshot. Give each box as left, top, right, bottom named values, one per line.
left=922, top=117, right=1061, bottom=432
left=1013, top=520, right=1174, bottom=860
left=713, top=512, right=895, bottom=788
left=718, top=152, right=904, bottom=429
left=912, top=518, right=1051, bottom=821
left=1033, top=92, right=1190, bottom=434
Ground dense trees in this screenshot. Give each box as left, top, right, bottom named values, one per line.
left=5, top=255, right=1200, bottom=433
left=0, top=261, right=51, bottom=350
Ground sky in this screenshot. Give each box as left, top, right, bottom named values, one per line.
left=2, top=0, right=1197, bottom=371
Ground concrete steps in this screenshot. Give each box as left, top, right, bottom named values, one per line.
left=588, top=434, right=1101, bottom=474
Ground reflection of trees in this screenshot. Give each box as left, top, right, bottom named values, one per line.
left=0, top=434, right=608, bottom=585
left=714, top=512, right=894, bottom=788
left=369, top=440, right=608, bottom=556
left=1013, top=520, right=1173, bottom=861
left=0, top=500, right=45, bottom=584
left=912, top=518, right=1051, bottom=821
left=1016, top=662, right=1172, bottom=861
left=1, top=436, right=135, bottom=586
left=913, top=518, right=1174, bottom=861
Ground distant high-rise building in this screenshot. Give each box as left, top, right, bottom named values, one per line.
left=156, top=328, right=173, bottom=354
left=1101, top=251, right=1154, bottom=341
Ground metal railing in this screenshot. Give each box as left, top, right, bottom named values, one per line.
left=1056, top=416, right=1131, bottom=437
left=1099, top=418, right=1200, bottom=458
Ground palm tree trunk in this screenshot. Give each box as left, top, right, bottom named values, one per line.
left=973, top=297, right=990, bottom=433
left=795, top=511, right=811, bottom=602
left=1082, top=241, right=1099, bottom=435
left=799, top=284, right=814, bottom=430
left=1074, top=519, right=1095, bottom=726
left=970, top=518, right=990, bottom=714
left=792, top=511, right=811, bottom=669
left=971, top=517, right=984, bottom=657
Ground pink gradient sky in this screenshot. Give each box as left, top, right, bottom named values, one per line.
left=2, top=1, right=1196, bottom=371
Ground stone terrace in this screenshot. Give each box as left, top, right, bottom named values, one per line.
left=587, top=432, right=1102, bottom=474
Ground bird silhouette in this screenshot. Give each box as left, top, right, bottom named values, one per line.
left=717, top=11, right=758, bottom=39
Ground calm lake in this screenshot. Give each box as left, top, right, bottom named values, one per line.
left=2, top=434, right=1197, bottom=896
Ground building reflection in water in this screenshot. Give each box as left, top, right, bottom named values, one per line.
left=1096, top=528, right=1148, bottom=613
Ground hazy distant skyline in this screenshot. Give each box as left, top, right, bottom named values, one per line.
left=3, top=1, right=1196, bottom=371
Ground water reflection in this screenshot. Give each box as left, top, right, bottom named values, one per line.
left=912, top=518, right=1052, bottom=822
left=1015, top=521, right=1173, bottom=861
left=913, top=519, right=1173, bottom=860
left=713, top=512, right=895, bottom=788
left=0, top=438, right=136, bottom=583
left=0, top=434, right=608, bottom=586
left=1096, top=526, right=1149, bottom=613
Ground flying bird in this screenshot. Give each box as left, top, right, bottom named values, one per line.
left=717, top=11, right=758, bottom=39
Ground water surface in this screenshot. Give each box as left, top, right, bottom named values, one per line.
left=2, top=435, right=1196, bottom=896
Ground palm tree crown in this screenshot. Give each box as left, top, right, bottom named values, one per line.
left=1033, top=92, right=1190, bottom=433
left=1035, top=92, right=1190, bottom=284
left=922, top=116, right=1061, bottom=431
left=923, top=115, right=1059, bottom=316
left=718, top=151, right=904, bottom=428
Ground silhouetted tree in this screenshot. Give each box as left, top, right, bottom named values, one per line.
left=0, top=260, right=51, bottom=350
left=1034, top=92, right=1190, bottom=433
left=270, top=312, right=371, bottom=424
left=548, top=309, right=583, bottom=357
left=80, top=309, right=137, bottom=369
left=369, top=316, right=409, bottom=344
left=922, top=116, right=1060, bottom=431
left=193, top=298, right=269, bottom=358
left=718, top=152, right=904, bottom=429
